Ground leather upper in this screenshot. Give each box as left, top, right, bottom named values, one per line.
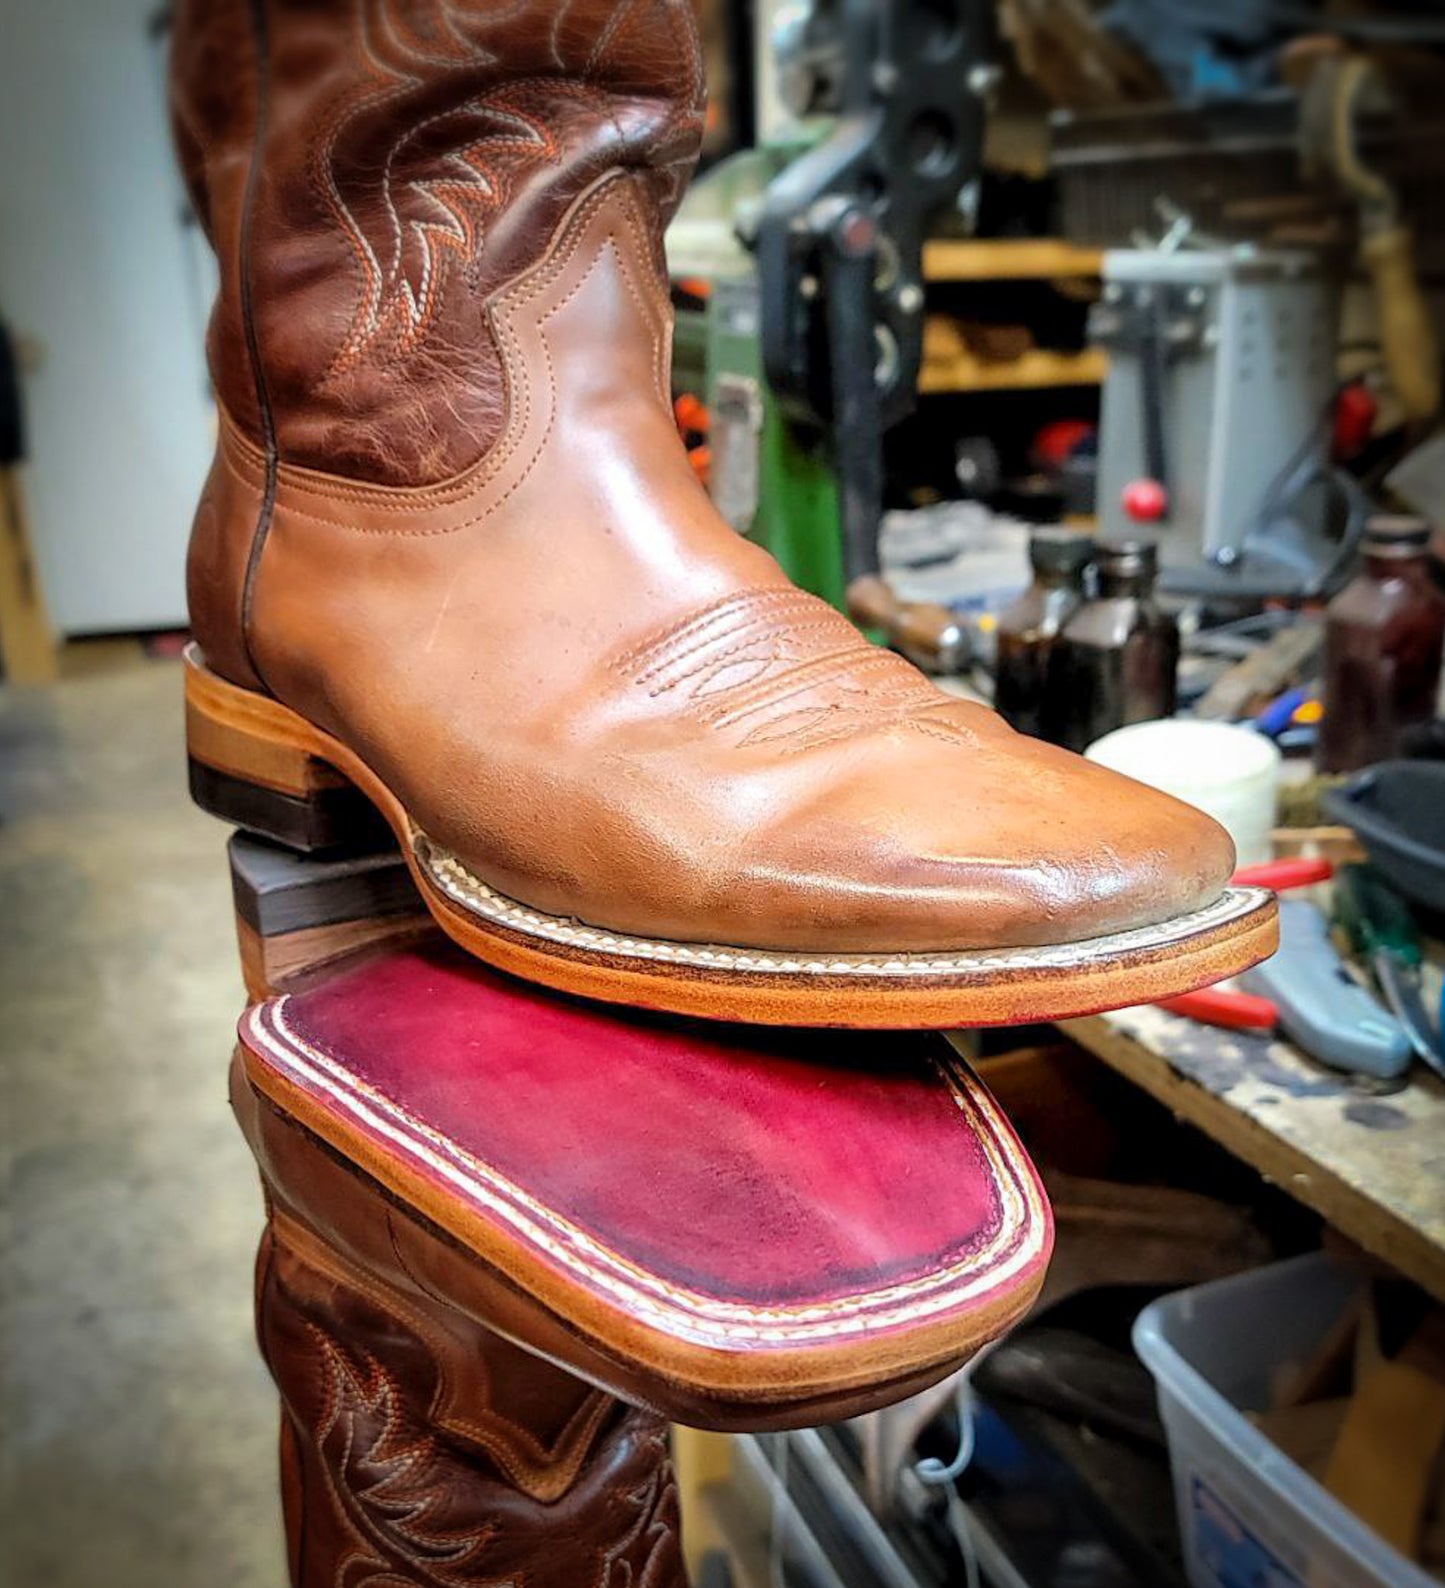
left=171, top=0, right=705, bottom=484
left=175, top=0, right=1237, bottom=955
left=259, top=1217, right=686, bottom=1586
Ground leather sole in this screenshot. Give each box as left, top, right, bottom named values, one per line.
left=185, top=650, right=1279, bottom=1027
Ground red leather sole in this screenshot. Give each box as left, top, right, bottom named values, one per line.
left=233, top=941, right=1053, bottom=1426
left=185, top=650, right=1279, bottom=1027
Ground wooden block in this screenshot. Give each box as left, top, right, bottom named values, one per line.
left=228, top=833, right=431, bottom=996
left=0, top=468, right=57, bottom=685
left=1324, top=1351, right=1445, bottom=1556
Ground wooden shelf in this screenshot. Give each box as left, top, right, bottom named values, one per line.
left=1061, top=1005, right=1445, bottom=1304
left=918, top=329, right=1108, bottom=394
left=923, top=237, right=1104, bottom=282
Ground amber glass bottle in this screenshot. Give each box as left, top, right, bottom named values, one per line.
left=995, top=531, right=1094, bottom=741
left=1054, top=540, right=1178, bottom=752
left=1317, top=516, right=1445, bottom=773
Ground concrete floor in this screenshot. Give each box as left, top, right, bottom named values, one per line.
left=1, top=651, right=287, bottom=1584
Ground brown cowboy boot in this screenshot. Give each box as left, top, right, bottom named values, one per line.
left=171, top=0, right=1274, bottom=1027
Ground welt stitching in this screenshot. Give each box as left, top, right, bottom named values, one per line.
left=258, top=1004, right=1032, bottom=1329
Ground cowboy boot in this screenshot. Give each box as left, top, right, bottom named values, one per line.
left=254, top=1214, right=686, bottom=1588
left=171, top=0, right=1274, bottom=1027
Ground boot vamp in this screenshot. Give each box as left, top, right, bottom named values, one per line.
left=450, top=714, right=1232, bottom=955
left=306, top=588, right=1233, bottom=955
left=241, top=173, right=1231, bottom=954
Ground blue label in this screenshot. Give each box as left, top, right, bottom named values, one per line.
left=1191, top=1475, right=1304, bottom=1588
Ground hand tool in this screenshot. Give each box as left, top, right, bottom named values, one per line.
left=1253, top=685, right=1312, bottom=739
left=1157, top=985, right=1279, bottom=1030
left=1159, top=857, right=1328, bottom=1030
left=1238, top=897, right=1413, bottom=1080
left=1333, top=864, right=1445, bottom=1077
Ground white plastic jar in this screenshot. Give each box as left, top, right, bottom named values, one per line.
left=1085, top=719, right=1281, bottom=869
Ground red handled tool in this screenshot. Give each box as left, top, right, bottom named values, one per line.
left=1156, top=857, right=1332, bottom=1029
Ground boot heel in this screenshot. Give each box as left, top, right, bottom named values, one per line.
left=184, top=649, right=392, bottom=854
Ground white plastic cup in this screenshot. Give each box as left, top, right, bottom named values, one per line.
left=1085, top=719, right=1281, bottom=869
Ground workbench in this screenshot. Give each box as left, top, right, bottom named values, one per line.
left=1060, top=1004, right=1445, bottom=1304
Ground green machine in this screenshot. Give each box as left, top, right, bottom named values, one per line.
left=669, top=149, right=848, bottom=613
left=666, top=0, right=992, bottom=621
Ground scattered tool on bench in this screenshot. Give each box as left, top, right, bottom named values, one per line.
left=1238, top=901, right=1413, bottom=1083
left=1158, top=858, right=1328, bottom=1032
left=1334, top=864, right=1445, bottom=1078
left=1161, top=857, right=1419, bottom=1082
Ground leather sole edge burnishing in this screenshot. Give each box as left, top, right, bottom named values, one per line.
left=422, top=839, right=1268, bottom=980
left=185, top=648, right=1280, bottom=1027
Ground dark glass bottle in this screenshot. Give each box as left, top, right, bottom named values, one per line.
left=1054, top=540, right=1178, bottom=752
left=1317, top=516, right=1445, bottom=773
left=995, top=531, right=1094, bottom=741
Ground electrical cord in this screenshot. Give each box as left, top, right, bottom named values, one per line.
left=914, top=1375, right=981, bottom=1588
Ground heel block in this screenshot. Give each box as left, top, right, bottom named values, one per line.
left=184, top=650, right=392, bottom=855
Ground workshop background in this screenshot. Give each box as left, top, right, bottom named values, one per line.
left=3, top=2, right=1445, bottom=1586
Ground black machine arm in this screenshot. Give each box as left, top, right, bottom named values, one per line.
left=752, top=0, right=994, bottom=582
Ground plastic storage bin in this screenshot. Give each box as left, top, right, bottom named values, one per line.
left=1134, top=1253, right=1436, bottom=1588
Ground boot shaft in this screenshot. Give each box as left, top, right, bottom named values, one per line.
left=257, top=1216, right=685, bottom=1587
left=170, top=0, right=706, bottom=488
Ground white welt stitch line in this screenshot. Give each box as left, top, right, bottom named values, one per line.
left=255, top=1000, right=1037, bottom=1328
left=251, top=1005, right=1043, bottom=1352
left=246, top=1004, right=1045, bottom=1347
left=417, top=852, right=1267, bottom=979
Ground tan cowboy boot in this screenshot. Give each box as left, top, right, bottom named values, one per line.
left=172, top=0, right=1274, bottom=1026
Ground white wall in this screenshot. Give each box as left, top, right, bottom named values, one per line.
left=0, top=0, right=217, bottom=634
